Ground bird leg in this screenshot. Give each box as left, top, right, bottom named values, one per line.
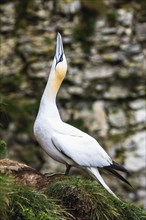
left=65, top=164, right=71, bottom=176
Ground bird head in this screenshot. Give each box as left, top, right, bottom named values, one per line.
left=44, top=33, right=67, bottom=99
left=54, top=33, right=67, bottom=81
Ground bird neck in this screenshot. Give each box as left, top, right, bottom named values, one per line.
left=39, top=64, right=64, bottom=120
left=42, top=70, right=64, bottom=103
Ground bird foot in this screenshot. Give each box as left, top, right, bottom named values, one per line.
left=44, top=172, right=64, bottom=177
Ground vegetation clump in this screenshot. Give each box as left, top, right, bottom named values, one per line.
left=0, top=173, right=69, bottom=220
left=0, top=140, right=8, bottom=159
left=0, top=158, right=146, bottom=220
left=47, top=176, right=146, bottom=220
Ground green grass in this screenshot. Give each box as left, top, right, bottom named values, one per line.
left=0, top=140, right=8, bottom=159
left=0, top=174, right=69, bottom=220
left=47, top=176, right=146, bottom=220
left=0, top=168, right=146, bottom=220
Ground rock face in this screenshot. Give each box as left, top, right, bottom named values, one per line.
left=0, top=0, right=145, bottom=206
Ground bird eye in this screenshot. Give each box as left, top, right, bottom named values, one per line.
left=59, top=54, right=63, bottom=62
left=56, top=53, right=63, bottom=65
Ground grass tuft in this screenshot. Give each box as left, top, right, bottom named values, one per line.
left=0, top=170, right=146, bottom=220
left=0, top=173, right=69, bottom=220
left=47, top=176, right=146, bottom=220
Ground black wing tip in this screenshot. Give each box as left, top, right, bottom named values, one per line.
left=104, top=166, right=132, bottom=188
left=111, top=161, right=130, bottom=175
left=104, top=160, right=132, bottom=187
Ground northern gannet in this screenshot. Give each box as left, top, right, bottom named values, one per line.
left=34, top=33, right=131, bottom=198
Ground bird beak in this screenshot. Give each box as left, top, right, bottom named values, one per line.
left=55, top=33, right=64, bottom=65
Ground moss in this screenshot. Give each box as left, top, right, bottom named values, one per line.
left=106, top=9, right=118, bottom=25
left=47, top=176, right=146, bottom=220
left=0, top=173, right=69, bottom=220
left=0, top=140, right=8, bottom=159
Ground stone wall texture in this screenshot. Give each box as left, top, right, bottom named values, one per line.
left=0, top=0, right=146, bottom=206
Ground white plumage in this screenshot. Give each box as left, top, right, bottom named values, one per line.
left=34, top=33, right=130, bottom=198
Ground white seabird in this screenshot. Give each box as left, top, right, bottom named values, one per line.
left=34, top=33, right=131, bottom=198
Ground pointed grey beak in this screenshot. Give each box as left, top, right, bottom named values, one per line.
left=55, top=33, right=64, bottom=65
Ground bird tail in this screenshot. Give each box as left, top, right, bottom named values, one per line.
left=106, top=161, right=130, bottom=174
left=104, top=161, right=132, bottom=187
left=86, top=167, right=119, bottom=199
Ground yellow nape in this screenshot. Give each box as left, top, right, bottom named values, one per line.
left=52, top=61, right=67, bottom=95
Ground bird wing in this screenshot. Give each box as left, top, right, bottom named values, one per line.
left=51, top=124, right=112, bottom=168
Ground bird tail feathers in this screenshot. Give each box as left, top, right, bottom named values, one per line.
left=86, top=167, right=119, bottom=199
left=104, top=161, right=132, bottom=187
left=104, top=166, right=132, bottom=187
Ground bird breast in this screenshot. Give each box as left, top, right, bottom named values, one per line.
left=33, top=117, right=72, bottom=164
